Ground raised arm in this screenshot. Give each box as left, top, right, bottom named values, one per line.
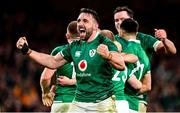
left=154, top=29, right=177, bottom=55
left=16, top=37, right=68, bottom=69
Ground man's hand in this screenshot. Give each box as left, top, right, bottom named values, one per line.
left=16, top=37, right=28, bottom=49
left=154, top=29, right=167, bottom=41
left=42, top=91, right=55, bottom=107
left=57, top=76, right=76, bottom=86
left=16, top=37, right=31, bottom=55
left=97, top=44, right=111, bottom=60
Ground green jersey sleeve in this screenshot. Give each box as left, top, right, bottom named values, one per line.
left=60, top=43, right=73, bottom=63
left=51, top=45, right=65, bottom=56
left=137, top=32, right=161, bottom=59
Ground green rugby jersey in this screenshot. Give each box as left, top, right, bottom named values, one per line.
left=61, top=33, right=118, bottom=102
left=112, top=67, right=128, bottom=100
left=123, top=40, right=151, bottom=111
left=115, top=32, right=160, bottom=107
left=51, top=45, right=76, bottom=102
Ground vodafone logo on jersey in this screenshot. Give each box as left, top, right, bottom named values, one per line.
left=78, top=60, right=87, bottom=71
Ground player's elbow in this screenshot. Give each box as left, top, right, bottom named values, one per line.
left=146, top=85, right=151, bottom=91
left=40, top=77, right=48, bottom=84
left=170, top=48, right=177, bottom=55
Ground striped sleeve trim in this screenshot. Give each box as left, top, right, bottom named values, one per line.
left=60, top=51, right=64, bottom=57
left=147, top=70, right=151, bottom=74
left=153, top=40, right=161, bottom=52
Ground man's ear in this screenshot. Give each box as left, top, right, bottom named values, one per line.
left=93, top=23, right=99, bottom=31
left=120, top=29, right=124, bottom=36
left=65, top=33, right=70, bottom=39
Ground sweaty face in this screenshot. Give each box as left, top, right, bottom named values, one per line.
left=114, top=11, right=131, bottom=33
left=77, top=13, right=95, bottom=41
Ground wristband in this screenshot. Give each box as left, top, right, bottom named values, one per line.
left=107, top=52, right=112, bottom=60
left=27, top=49, right=32, bottom=55
left=21, top=43, right=30, bottom=55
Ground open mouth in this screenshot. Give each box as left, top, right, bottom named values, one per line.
left=79, top=28, right=86, bottom=33
left=78, top=28, right=86, bottom=39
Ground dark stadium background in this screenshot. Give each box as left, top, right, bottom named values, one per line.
left=0, top=0, right=179, bottom=112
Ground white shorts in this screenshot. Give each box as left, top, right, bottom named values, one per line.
left=67, top=97, right=116, bottom=113
left=51, top=101, right=72, bottom=113
left=115, top=100, right=129, bottom=113
left=129, top=109, right=138, bottom=113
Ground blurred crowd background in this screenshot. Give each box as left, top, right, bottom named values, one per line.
left=0, top=0, right=179, bottom=112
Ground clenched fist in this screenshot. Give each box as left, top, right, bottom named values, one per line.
left=16, top=37, right=31, bottom=55
left=16, top=37, right=28, bottom=49
left=97, top=44, right=111, bottom=60
left=154, top=29, right=167, bottom=41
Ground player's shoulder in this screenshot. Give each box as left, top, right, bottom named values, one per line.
left=51, top=44, right=67, bottom=55
left=53, top=44, right=67, bottom=51
left=137, top=32, right=155, bottom=39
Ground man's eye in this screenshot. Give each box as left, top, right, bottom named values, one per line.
left=114, top=19, right=119, bottom=22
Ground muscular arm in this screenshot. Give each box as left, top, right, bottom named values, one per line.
left=154, top=29, right=176, bottom=55
left=16, top=37, right=68, bottom=69
left=40, top=68, right=56, bottom=94
left=156, top=39, right=176, bottom=55
left=108, top=52, right=125, bottom=71
left=121, top=53, right=138, bottom=63
left=29, top=51, right=68, bottom=69
left=127, top=74, right=142, bottom=90
left=137, top=73, right=151, bottom=94
left=40, top=68, right=56, bottom=107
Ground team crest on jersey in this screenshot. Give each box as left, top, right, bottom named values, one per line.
left=89, top=49, right=96, bottom=57
left=75, top=51, right=81, bottom=57
left=78, top=60, right=87, bottom=71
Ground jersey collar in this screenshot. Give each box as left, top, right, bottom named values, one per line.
left=128, top=39, right=141, bottom=44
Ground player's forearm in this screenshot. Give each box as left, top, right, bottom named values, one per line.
left=138, top=73, right=151, bottom=94
left=138, top=84, right=151, bottom=94
left=162, top=39, right=177, bottom=55
left=109, top=52, right=125, bottom=71
left=28, top=50, right=57, bottom=69
left=121, top=53, right=138, bottom=63
left=29, top=50, right=66, bottom=69
left=40, top=68, right=56, bottom=94
left=40, top=79, right=51, bottom=94
left=127, top=75, right=142, bottom=90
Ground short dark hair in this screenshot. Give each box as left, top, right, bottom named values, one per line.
left=120, top=18, right=139, bottom=33
left=114, top=6, right=134, bottom=18
left=80, top=8, right=100, bottom=24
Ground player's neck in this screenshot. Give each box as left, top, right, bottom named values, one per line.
left=87, top=31, right=99, bottom=42
left=123, top=34, right=136, bottom=41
